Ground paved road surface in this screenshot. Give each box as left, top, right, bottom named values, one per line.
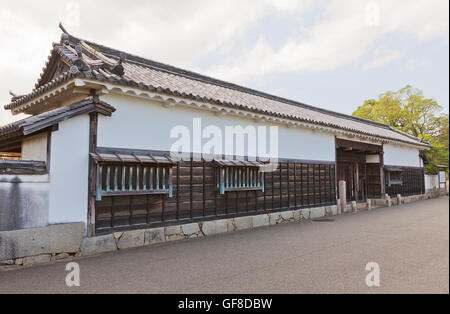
left=1, top=197, right=448, bottom=294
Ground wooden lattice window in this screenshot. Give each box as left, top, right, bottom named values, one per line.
left=214, top=159, right=265, bottom=195
left=386, top=168, right=403, bottom=186
left=90, top=153, right=175, bottom=201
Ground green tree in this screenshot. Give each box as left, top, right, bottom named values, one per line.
left=353, top=85, right=448, bottom=174
left=424, top=115, right=449, bottom=174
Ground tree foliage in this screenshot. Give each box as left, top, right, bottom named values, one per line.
left=353, top=85, right=448, bottom=174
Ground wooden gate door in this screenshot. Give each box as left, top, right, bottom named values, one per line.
left=338, top=162, right=355, bottom=201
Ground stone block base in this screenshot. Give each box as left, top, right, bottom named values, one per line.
left=2, top=192, right=443, bottom=267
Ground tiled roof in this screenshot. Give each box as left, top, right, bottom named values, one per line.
left=3, top=33, right=429, bottom=148
left=0, top=97, right=115, bottom=140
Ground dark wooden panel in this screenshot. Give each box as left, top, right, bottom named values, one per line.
left=385, top=167, right=424, bottom=197
left=95, top=158, right=337, bottom=234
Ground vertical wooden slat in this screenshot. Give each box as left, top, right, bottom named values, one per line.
left=190, top=159, right=193, bottom=218
left=161, top=195, right=165, bottom=222
left=318, top=164, right=322, bottom=204
left=111, top=196, right=115, bottom=228
left=279, top=163, right=282, bottom=209
left=150, top=167, right=154, bottom=190
left=136, top=165, right=141, bottom=190
left=287, top=163, right=291, bottom=208
left=272, top=169, right=275, bottom=209
left=96, top=164, right=103, bottom=201
left=168, top=167, right=173, bottom=197
left=327, top=165, right=332, bottom=203
left=106, top=166, right=111, bottom=192
left=246, top=190, right=249, bottom=212
left=263, top=170, right=266, bottom=209
left=129, top=166, right=133, bottom=191
left=146, top=194, right=150, bottom=224
left=129, top=195, right=133, bottom=226
left=143, top=167, right=147, bottom=190
left=308, top=164, right=311, bottom=205
left=162, top=167, right=166, bottom=189
left=155, top=167, right=160, bottom=190
left=294, top=163, right=297, bottom=208
left=225, top=167, right=229, bottom=188
left=220, top=167, right=225, bottom=195
left=262, top=172, right=265, bottom=193
left=176, top=163, right=180, bottom=219
left=113, top=166, right=119, bottom=191
left=121, top=165, right=126, bottom=191
left=238, top=168, right=242, bottom=187
left=300, top=164, right=304, bottom=207
left=247, top=168, right=250, bottom=187
left=202, top=160, right=205, bottom=216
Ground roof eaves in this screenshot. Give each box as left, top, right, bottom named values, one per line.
left=4, top=70, right=428, bottom=148
left=4, top=72, right=77, bottom=110
left=1, top=97, right=115, bottom=141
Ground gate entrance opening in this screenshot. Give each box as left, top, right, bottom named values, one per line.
left=336, top=138, right=383, bottom=202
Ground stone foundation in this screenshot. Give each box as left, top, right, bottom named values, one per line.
left=1, top=192, right=445, bottom=267
left=0, top=222, right=84, bottom=266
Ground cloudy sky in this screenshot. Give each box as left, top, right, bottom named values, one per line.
left=0, top=0, right=448, bottom=125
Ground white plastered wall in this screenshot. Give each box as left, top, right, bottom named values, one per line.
left=97, top=94, right=336, bottom=162
left=48, top=115, right=90, bottom=226
left=21, top=132, right=47, bottom=161
left=425, top=174, right=439, bottom=190
left=383, top=143, right=421, bottom=167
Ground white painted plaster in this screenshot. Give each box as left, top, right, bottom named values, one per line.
left=21, top=133, right=47, bottom=162
left=383, top=143, right=421, bottom=167
left=48, top=115, right=89, bottom=226
left=0, top=175, right=50, bottom=231
left=97, top=94, right=336, bottom=162
left=425, top=174, right=439, bottom=190
left=366, top=154, right=380, bottom=163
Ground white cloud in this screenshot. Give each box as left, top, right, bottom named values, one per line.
left=364, top=48, right=404, bottom=70
left=0, top=0, right=311, bottom=124
left=205, top=0, right=449, bottom=83
left=0, top=0, right=448, bottom=125
left=405, top=58, right=427, bottom=71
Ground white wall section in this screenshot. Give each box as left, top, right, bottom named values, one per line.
left=383, top=143, right=421, bottom=167
left=425, top=174, right=439, bottom=191
left=98, top=94, right=336, bottom=162
left=48, top=115, right=90, bottom=226
left=21, top=132, right=48, bottom=161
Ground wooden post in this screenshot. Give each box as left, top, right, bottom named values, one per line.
left=87, top=112, right=98, bottom=237
left=379, top=150, right=386, bottom=198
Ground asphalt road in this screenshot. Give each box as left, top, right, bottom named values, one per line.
left=0, top=196, right=448, bottom=294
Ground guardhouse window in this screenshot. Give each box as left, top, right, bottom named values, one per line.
left=213, top=159, right=265, bottom=195
left=387, top=170, right=403, bottom=186
left=90, top=152, right=175, bottom=201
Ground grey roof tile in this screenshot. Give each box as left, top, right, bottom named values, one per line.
left=2, top=33, right=429, bottom=148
